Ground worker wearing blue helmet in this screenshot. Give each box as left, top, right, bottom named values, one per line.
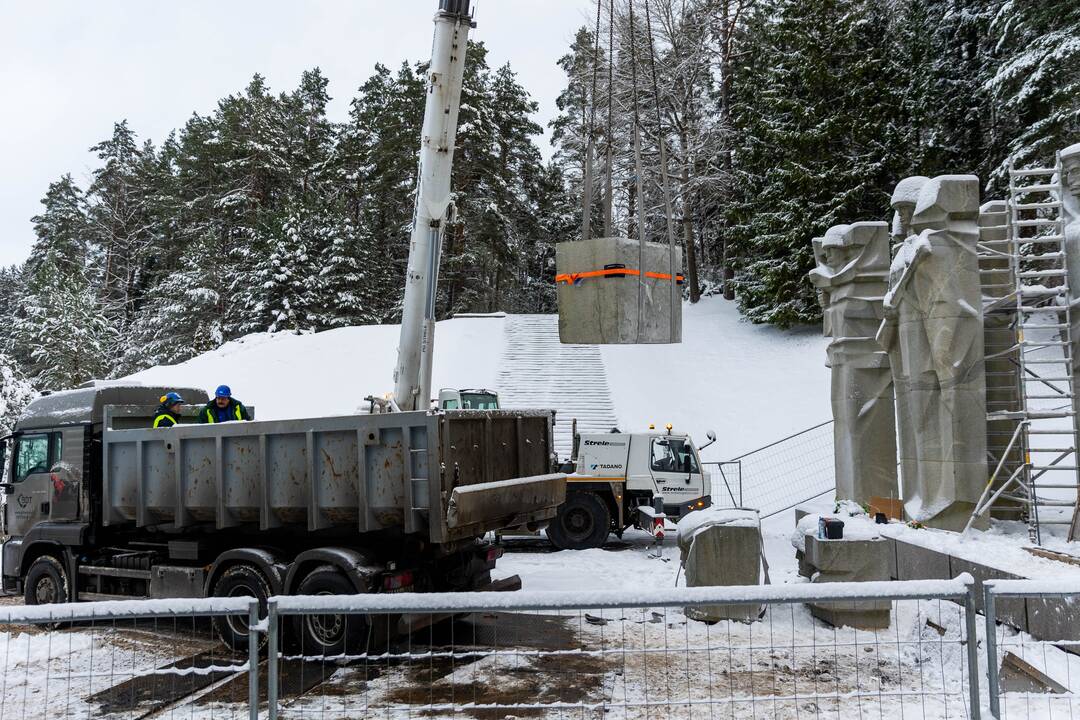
left=153, top=392, right=185, bottom=428
left=198, top=385, right=251, bottom=423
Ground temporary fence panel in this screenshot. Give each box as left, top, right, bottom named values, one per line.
left=984, top=579, right=1080, bottom=719
left=0, top=597, right=259, bottom=720
left=706, top=420, right=836, bottom=517
left=266, top=577, right=980, bottom=720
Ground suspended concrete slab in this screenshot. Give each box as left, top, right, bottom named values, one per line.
left=555, top=237, right=683, bottom=344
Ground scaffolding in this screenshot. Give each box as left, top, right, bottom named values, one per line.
left=970, top=152, right=1080, bottom=544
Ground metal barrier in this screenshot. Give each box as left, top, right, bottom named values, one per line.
left=0, top=597, right=259, bottom=720
left=0, top=575, right=1011, bottom=719
left=984, top=579, right=1080, bottom=719
left=266, top=577, right=979, bottom=719
left=706, top=419, right=835, bottom=517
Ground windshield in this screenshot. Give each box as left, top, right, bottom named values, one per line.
left=460, top=393, right=499, bottom=410
left=650, top=438, right=700, bottom=474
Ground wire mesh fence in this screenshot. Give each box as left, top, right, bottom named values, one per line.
left=266, top=578, right=979, bottom=720
left=985, top=579, right=1080, bottom=719
left=16, top=575, right=1080, bottom=719
left=0, top=597, right=257, bottom=720
left=706, top=420, right=835, bottom=518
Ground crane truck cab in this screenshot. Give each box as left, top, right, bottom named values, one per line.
left=547, top=426, right=716, bottom=550
left=437, top=388, right=499, bottom=410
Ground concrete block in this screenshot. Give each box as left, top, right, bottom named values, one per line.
left=556, top=237, right=682, bottom=344
left=894, top=539, right=951, bottom=581
left=803, top=534, right=891, bottom=629
left=949, top=556, right=1027, bottom=631
left=1026, top=596, right=1080, bottom=643
left=681, top=522, right=763, bottom=623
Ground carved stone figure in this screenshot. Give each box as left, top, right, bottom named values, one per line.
left=890, top=176, right=930, bottom=250
left=878, top=175, right=988, bottom=531
left=809, top=221, right=898, bottom=505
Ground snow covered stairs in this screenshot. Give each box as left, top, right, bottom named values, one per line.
left=495, top=315, right=619, bottom=459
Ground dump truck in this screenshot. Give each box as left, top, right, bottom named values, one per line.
left=547, top=426, right=715, bottom=550
left=0, top=385, right=564, bottom=651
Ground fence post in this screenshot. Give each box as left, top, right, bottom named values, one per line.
left=984, top=584, right=1000, bottom=719
left=267, top=599, right=279, bottom=720
left=248, top=601, right=261, bottom=720
left=964, top=586, right=982, bottom=720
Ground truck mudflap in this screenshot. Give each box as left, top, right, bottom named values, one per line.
left=445, top=473, right=566, bottom=540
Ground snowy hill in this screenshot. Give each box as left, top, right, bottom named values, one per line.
left=126, top=296, right=829, bottom=461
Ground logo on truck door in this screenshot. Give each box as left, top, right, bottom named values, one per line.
left=583, top=440, right=626, bottom=447
left=16, top=495, right=30, bottom=509
left=590, top=463, right=624, bottom=470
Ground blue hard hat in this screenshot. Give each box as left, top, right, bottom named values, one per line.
left=215, top=385, right=232, bottom=398
left=162, top=392, right=184, bottom=404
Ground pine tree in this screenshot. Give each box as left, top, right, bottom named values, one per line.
left=12, top=254, right=115, bottom=389
left=725, top=0, right=906, bottom=326
left=987, top=0, right=1080, bottom=177
left=28, top=175, right=90, bottom=277
left=0, top=351, right=35, bottom=436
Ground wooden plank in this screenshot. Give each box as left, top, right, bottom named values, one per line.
left=1001, top=651, right=1069, bottom=694
left=1023, top=545, right=1080, bottom=568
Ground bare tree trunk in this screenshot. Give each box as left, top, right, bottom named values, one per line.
left=679, top=130, right=701, bottom=303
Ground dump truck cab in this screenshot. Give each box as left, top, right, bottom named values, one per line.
left=0, top=384, right=210, bottom=594
left=546, top=428, right=713, bottom=550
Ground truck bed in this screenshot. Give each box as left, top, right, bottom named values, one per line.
left=102, top=409, right=565, bottom=544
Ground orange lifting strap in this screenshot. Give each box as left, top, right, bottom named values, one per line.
left=555, top=266, right=685, bottom=285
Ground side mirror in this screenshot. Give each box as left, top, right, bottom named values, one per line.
left=706, top=430, right=717, bottom=442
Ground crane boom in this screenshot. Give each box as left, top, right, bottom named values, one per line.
left=392, top=0, right=474, bottom=411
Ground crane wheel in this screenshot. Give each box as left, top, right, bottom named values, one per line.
left=547, top=492, right=611, bottom=550
left=210, top=564, right=270, bottom=653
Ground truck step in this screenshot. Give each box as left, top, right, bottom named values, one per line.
left=78, top=565, right=153, bottom=581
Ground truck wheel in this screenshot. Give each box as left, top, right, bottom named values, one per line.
left=210, top=564, right=270, bottom=653
left=548, top=492, right=611, bottom=550
left=24, top=555, right=69, bottom=607
left=293, top=565, right=369, bottom=657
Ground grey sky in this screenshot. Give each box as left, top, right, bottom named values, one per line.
left=0, top=0, right=591, bottom=267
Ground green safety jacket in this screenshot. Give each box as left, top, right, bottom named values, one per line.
left=198, top=398, right=251, bottom=423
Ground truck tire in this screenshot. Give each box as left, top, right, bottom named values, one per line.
left=547, top=492, right=611, bottom=550
left=210, top=564, right=271, bottom=653
left=24, top=555, right=69, bottom=607
left=293, top=565, right=369, bottom=657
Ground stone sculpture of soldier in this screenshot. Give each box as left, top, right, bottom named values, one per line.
left=878, top=175, right=989, bottom=531
left=809, top=221, right=898, bottom=506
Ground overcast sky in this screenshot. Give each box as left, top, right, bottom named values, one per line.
left=0, top=0, right=592, bottom=267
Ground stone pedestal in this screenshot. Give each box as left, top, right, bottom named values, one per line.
left=802, top=533, right=892, bottom=629
left=678, top=512, right=763, bottom=622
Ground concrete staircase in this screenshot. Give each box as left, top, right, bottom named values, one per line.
left=495, top=315, right=619, bottom=459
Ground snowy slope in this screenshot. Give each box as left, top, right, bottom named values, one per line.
left=601, top=297, right=829, bottom=460
left=127, top=316, right=508, bottom=419
left=125, top=297, right=829, bottom=462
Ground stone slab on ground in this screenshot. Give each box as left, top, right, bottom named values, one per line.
left=679, top=513, right=763, bottom=622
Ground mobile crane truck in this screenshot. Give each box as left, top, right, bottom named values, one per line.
left=547, top=425, right=716, bottom=550
left=0, top=0, right=567, bottom=654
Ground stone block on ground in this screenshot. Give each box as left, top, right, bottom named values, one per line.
left=678, top=508, right=763, bottom=622
left=803, top=533, right=892, bottom=630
